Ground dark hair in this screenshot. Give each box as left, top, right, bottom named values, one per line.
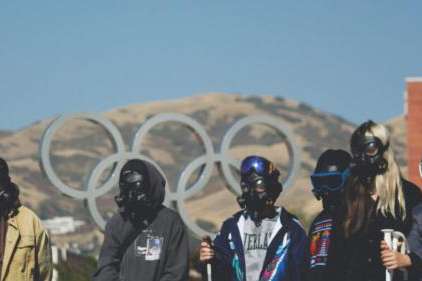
left=0, top=158, right=21, bottom=214
left=314, top=149, right=351, bottom=174
left=340, top=176, right=375, bottom=237
left=0, top=158, right=11, bottom=186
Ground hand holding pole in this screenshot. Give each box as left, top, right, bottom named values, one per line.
left=382, top=229, right=394, bottom=281
left=201, top=236, right=213, bottom=281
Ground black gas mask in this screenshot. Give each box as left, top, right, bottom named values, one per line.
left=115, top=160, right=153, bottom=216
left=351, top=121, right=389, bottom=180
left=0, top=187, right=11, bottom=207
left=0, top=158, right=18, bottom=214
left=237, top=156, right=282, bottom=220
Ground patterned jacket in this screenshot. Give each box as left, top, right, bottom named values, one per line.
left=307, top=210, right=335, bottom=281
left=207, top=208, right=309, bottom=281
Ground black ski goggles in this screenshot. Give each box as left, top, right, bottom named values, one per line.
left=310, top=169, right=350, bottom=193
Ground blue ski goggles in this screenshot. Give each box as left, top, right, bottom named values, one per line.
left=241, top=156, right=269, bottom=176
left=310, top=169, right=350, bottom=193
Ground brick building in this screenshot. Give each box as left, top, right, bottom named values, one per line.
left=406, top=77, right=422, bottom=187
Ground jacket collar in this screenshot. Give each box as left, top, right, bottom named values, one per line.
left=230, top=207, right=289, bottom=281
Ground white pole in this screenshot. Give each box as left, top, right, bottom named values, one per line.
left=393, top=231, right=409, bottom=281
left=419, top=159, right=422, bottom=178
left=52, top=269, right=58, bottom=281
left=382, top=229, right=394, bottom=281
left=207, top=263, right=212, bottom=281
left=203, top=236, right=213, bottom=281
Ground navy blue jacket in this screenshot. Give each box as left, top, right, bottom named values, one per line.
left=207, top=208, right=309, bottom=281
left=408, top=203, right=422, bottom=281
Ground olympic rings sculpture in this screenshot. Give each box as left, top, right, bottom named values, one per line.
left=39, top=113, right=301, bottom=238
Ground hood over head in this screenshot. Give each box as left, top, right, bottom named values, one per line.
left=117, top=159, right=166, bottom=215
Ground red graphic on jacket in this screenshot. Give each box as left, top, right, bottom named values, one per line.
left=309, top=218, right=333, bottom=268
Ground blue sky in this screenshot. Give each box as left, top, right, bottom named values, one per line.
left=1, top=1, right=421, bottom=130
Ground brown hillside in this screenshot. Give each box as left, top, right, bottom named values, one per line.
left=0, top=93, right=406, bottom=253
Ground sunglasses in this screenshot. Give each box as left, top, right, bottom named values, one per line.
left=310, top=169, right=350, bottom=193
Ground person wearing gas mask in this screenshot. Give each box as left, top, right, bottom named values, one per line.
left=93, top=159, right=189, bottom=281
left=199, top=155, right=308, bottom=281
left=407, top=203, right=422, bottom=281
left=329, top=120, right=422, bottom=281
left=0, top=158, right=52, bottom=281
left=405, top=161, right=422, bottom=281
left=307, top=149, right=351, bottom=281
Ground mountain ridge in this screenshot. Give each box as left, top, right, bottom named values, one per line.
left=0, top=93, right=406, bottom=252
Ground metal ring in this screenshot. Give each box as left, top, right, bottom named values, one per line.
left=40, top=113, right=125, bottom=200
left=40, top=112, right=301, bottom=238
left=220, top=115, right=301, bottom=195
left=85, top=152, right=169, bottom=230
left=131, top=113, right=216, bottom=198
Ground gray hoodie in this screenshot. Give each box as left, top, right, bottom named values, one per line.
left=93, top=160, right=189, bottom=281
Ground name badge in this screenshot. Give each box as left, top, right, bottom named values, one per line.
left=145, top=236, right=163, bottom=261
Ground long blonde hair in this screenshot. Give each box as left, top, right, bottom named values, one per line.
left=343, top=121, right=405, bottom=237
left=368, top=123, right=406, bottom=220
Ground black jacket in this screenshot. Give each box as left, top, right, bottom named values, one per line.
left=92, top=161, right=189, bottom=281
left=329, top=179, right=422, bottom=281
